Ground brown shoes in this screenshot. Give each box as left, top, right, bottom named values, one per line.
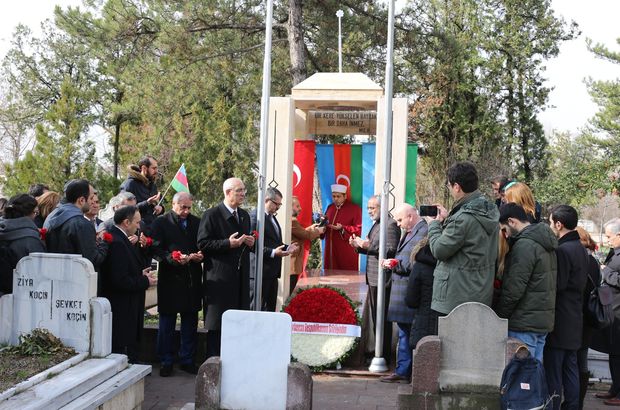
left=604, top=398, right=620, bottom=406
left=597, top=392, right=617, bottom=399
left=380, top=373, right=409, bottom=383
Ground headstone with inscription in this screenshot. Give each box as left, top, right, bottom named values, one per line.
left=0, top=253, right=111, bottom=356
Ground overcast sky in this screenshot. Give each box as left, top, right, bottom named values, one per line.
left=0, top=0, right=618, bottom=142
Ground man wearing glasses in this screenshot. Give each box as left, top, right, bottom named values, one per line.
left=151, top=192, right=204, bottom=377
left=197, top=177, right=255, bottom=358
left=250, top=187, right=298, bottom=311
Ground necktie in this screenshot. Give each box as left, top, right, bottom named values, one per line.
left=232, top=210, right=239, bottom=223
left=180, top=219, right=187, bottom=230
left=269, top=214, right=280, bottom=237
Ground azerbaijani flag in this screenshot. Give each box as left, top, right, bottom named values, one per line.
left=170, top=163, right=190, bottom=193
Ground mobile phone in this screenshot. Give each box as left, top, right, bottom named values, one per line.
left=419, top=205, right=438, bottom=217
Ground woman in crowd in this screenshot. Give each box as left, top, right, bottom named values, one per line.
left=35, top=191, right=61, bottom=228
left=575, top=226, right=602, bottom=409
left=0, top=194, right=46, bottom=294
left=503, top=182, right=541, bottom=223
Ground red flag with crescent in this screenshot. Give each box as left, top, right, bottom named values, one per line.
left=293, top=140, right=315, bottom=276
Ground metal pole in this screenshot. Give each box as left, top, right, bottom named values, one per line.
left=337, top=10, right=344, bottom=73
left=369, top=0, right=395, bottom=373
left=254, top=0, right=275, bottom=311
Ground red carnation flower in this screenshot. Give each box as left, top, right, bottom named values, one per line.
left=171, top=250, right=183, bottom=262
left=494, top=279, right=502, bottom=289
left=284, top=287, right=357, bottom=325
left=102, top=232, right=113, bottom=243
left=386, top=259, right=399, bottom=269
left=144, top=236, right=153, bottom=247
left=252, top=230, right=259, bottom=238
left=38, top=228, right=47, bottom=241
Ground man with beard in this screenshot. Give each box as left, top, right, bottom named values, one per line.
left=496, top=202, right=557, bottom=363
left=44, top=179, right=108, bottom=270
left=120, top=156, right=164, bottom=231
left=350, top=195, right=401, bottom=366
left=197, top=177, right=255, bottom=358
left=322, top=184, right=362, bottom=271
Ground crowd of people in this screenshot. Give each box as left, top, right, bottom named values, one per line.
left=0, top=156, right=619, bottom=409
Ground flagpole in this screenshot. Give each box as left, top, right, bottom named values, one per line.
left=369, top=0, right=395, bottom=374
left=254, top=0, right=275, bottom=311
left=156, top=163, right=184, bottom=208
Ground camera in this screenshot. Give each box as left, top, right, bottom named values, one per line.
left=312, top=212, right=329, bottom=227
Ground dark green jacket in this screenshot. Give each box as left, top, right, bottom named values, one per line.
left=429, top=191, right=499, bottom=314
left=496, top=223, right=558, bottom=333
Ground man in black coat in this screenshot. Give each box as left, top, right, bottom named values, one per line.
left=250, top=187, right=297, bottom=312
left=100, top=206, right=158, bottom=363
left=44, top=179, right=108, bottom=270
left=151, top=192, right=203, bottom=377
left=545, top=205, right=588, bottom=410
left=120, top=156, right=164, bottom=230
left=197, top=177, right=255, bottom=358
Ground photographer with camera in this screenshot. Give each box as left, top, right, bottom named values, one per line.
left=322, top=183, right=362, bottom=271
left=289, top=196, right=325, bottom=290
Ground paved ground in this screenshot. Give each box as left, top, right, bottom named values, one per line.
left=143, top=363, right=612, bottom=409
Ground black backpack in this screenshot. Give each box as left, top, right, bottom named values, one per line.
left=500, top=346, right=549, bottom=410
left=0, top=242, right=18, bottom=294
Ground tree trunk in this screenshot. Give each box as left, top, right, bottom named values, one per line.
left=288, top=0, right=306, bottom=86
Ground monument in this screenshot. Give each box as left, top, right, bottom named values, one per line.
left=0, top=253, right=150, bottom=408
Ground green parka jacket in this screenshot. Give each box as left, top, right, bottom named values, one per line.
left=496, top=223, right=558, bottom=333
left=429, top=191, right=499, bottom=314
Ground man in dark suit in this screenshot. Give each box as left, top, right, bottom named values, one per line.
left=250, top=187, right=297, bottom=312
left=197, top=177, right=255, bottom=358
left=151, top=192, right=203, bottom=377
left=100, top=205, right=158, bottom=363
left=381, top=203, right=428, bottom=383
left=349, top=195, right=400, bottom=364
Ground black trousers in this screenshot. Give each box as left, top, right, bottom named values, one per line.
left=544, top=346, right=579, bottom=410
left=261, top=276, right=279, bottom=312
left=206, top=330, right=221, bottom=359
left=368, top=284, right=392, bottom=363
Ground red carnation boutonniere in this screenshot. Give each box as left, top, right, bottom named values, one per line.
left=102, top=232, right=113, bottom=243
left=38, top=228, right=47, bottom=241
left=251, top=230, right=259, bottom=239
left=494, top=279, right=502, bottom=289
left=171, top=250, right=184, bottom=262
left=144, top=236, right=153, bottom=247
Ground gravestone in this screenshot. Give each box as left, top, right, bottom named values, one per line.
left=437, top=302, right=508, bottom=392
left=0, top=253, right=111, bottom=356
left=220, top=310, right=292, bottom=410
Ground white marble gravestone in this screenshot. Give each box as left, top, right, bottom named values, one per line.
left=220, top=310, right=292, bottom=410
left=10, top=253, right=98, bottom=352
left=438, top=302, right=508, bottom=391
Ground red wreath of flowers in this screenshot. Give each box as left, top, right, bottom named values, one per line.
left=38, top=228, right=47, bottom=241
left=171, top=250, right=183, bottom=262
left=283, top=286, right=357, bottom=325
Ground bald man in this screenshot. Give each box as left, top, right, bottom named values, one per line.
left=197, top=177, right=255, bottom=358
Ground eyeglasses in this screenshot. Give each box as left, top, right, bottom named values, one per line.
left=233, top=188, right=247, bottom=194
left=269, top=199, right=282, bottom=207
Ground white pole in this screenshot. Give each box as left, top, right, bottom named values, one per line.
left=337, top=10, right=344, bottom=73
left=369, top=0, right=395, bottom=373
left=254, top=0, right=275, bottom=311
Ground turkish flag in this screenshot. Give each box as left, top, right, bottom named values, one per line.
left=293, top=140, right=315, bottom=276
